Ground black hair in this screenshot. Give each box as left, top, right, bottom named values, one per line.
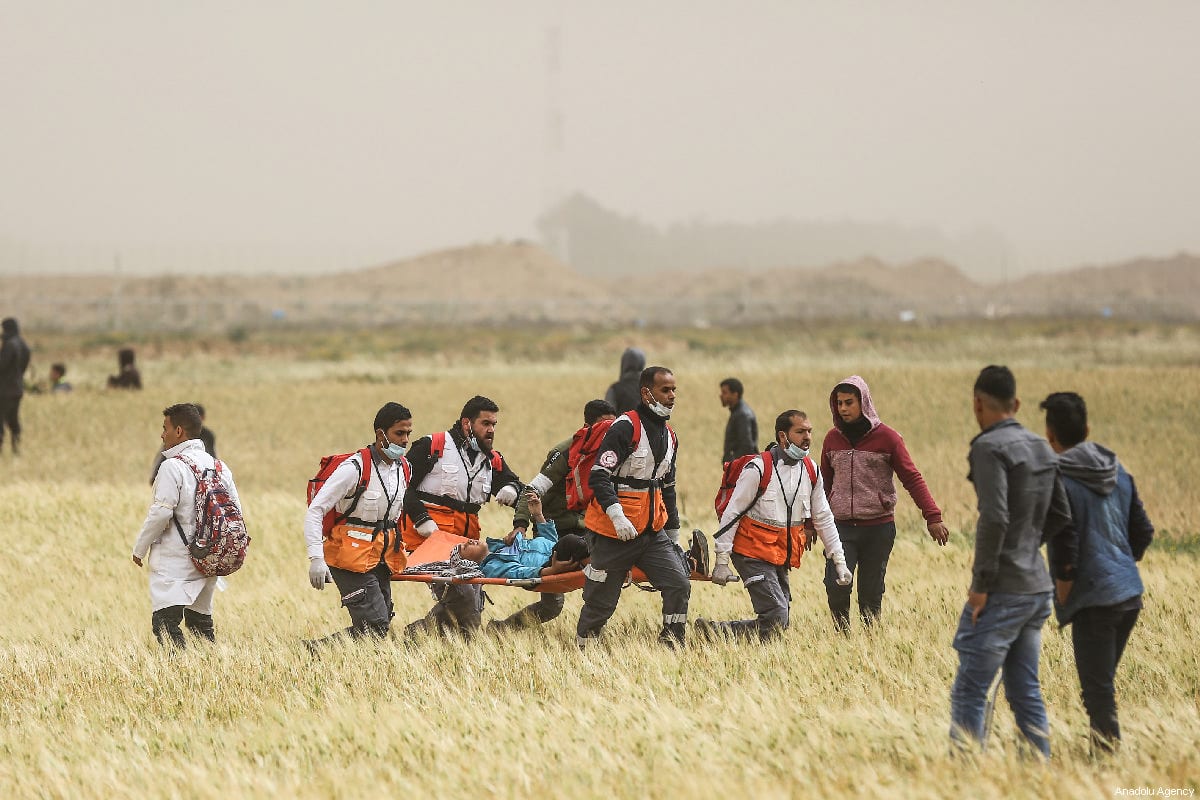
left=833, top=383, right=861, bottom=401
left=974, top=365, right=1016, bottom=406
left=51, top=363, right=66, bottom=376
left=192, top=402, right=206, bottom=419
left=163, top=403, right=203, bottom=438
left=775, top=409, right=807, bottom=436
left=584, top=399, right=618, bottom=425
left=720, top=377, right=744, bottom=397
left=459, top=395, right=500, bottom=423
left=374, top=401, right=413, bottom=432
left=552, top=534, right=590, bottom=564
left=639, top=366, right=673, bottom=391
left=1040, top=392, right=1088, bottom=448
left=118, top=347, right=136, bottom=367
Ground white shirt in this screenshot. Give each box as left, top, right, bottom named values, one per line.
left=304, top=449, right=406, bottom=560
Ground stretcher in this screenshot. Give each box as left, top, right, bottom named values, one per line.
left=392, top=530, right=718, bottom=594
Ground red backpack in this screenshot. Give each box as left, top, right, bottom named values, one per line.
left=308, top=447, right=411, bottom=536
left=713, top=449, right=817, bottom=537
left=565, top=411, right=643, bottom=511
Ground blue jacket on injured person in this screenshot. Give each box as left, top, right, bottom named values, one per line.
left=481, top=521, right=560, bottom=580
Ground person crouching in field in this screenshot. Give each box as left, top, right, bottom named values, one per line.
left=304, top=403, right=413, bottom=647
left=457, top=490, right=589, bottom=588
left=950, top=366, right=1072, bottom=758
left=698, top=410, right=851, bottom=641
left=132, top=403, right=242, bottom=647
left=820, top=374, right=950, bottom=632
left=1041, top=392, right=1155, bottom=755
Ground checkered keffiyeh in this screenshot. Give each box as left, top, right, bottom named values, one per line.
left=400, top=543, right=483, bottom=580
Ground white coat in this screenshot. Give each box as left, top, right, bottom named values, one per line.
left=132, top=439, right=242, bottom=613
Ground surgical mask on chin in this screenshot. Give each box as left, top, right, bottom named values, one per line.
left=784, top=442, right=809, bottom=460
left=646, top=397, right=672, bottom=418
left=382, top=441, right=406, bottom=460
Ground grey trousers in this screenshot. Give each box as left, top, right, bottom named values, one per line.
left=577, top=529, right=691, bottom=644
left=406, top=582, right=484, bottom=638
left=329, top=561, right=394, bottom=638
left=711, top=554, right=791, bottom=641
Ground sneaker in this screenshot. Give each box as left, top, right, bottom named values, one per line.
left=687, top=529, right=710, bottom=576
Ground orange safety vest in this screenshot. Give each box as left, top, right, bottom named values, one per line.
left=401, top=431, right=502, bottom=550
left=730, top=456, right=817, bottom=568
left=584, top=413, right=676, bottom=539
left=322, top=452, right=410, bottom=577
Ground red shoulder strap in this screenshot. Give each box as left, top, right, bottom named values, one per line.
left=357, top=447, right=373, bottom=489
left=399, top=456, right=412, bottom=484
left=490, top=449, right=503, bottom=472
left=626, top=410, right=642, bottom=449
left=758, top=449, right=774, bottom=490
left=431, top=431, right=446, bottom=460
left=802, top=456, right=817, bottom=486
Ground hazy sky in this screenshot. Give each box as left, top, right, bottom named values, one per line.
left=2, top=1, right=1197, bottom=275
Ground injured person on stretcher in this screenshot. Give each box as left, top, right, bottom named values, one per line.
left=403, top=490, right=589, bottom=638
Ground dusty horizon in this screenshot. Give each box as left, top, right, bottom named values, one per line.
left=2, top=2, right=1198, bottom=278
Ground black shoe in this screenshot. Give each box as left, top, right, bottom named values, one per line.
left=687, top=529, right=710, bottom=576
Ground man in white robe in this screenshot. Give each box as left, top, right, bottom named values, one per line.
left=132, top=403, right=242, bottom=647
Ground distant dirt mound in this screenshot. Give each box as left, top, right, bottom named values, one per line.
left=3, top=243, right=1197, bottom=331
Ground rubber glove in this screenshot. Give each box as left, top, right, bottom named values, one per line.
left=833, top=554, right=852, bottom=586
left=711, top=551, right=736, bottom=586
left=495, top=484, right=519, bottom=507
left=606, top=505, right=639, bottom=541
left=308, top=557, right=333, bottom=590
left=416, top=519, right=438, bottom=537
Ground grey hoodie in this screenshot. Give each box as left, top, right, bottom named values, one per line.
left=605, top=347, right=645, bottom=414
left=1057, top=441, right=1118, bottom=495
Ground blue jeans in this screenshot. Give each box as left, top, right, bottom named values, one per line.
left=950, top=591, right=1053, bottom=758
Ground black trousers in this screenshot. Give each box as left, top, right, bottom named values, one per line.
left=329, top=561, right=395, bottom=638
left=152, top=606, right=215, bottom=647
left=0, top=395, right=21, bottom=451
left=824, top=521, right=896, bottom=630
left=1071, top=603, right=1141, bottom=749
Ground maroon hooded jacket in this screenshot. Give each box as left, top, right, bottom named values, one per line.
left=820, top=375, right=942, bottom=527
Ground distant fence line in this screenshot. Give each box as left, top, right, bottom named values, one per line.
left=6, top=293, right=1192, bottom=333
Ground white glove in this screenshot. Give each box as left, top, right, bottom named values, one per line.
left=528, top=473, right=553, bottom=496
left=308, top=557, right=332, bottom=590
left=711, top=552, right=736, bottom=586
left=606, top=505, right=639, bottom=541
left=495, top=483, right=519, bottom=507
left=416, top=519, right=438, bottom=537
left=663, top=528, right=680, bottom=544
left=833, top=556, right=852, bottom=586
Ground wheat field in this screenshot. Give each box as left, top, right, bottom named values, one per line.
left=1, top=321, right=1197, bottom=799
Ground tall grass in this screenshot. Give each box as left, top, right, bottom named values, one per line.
left=1, top=320, right=1197, bottom=798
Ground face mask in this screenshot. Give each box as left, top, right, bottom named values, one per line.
left=644, top=393, right=672, bottom=418
left=382, top=441, right=406, bottom=460
left=784, top=442, right=809, bottom=460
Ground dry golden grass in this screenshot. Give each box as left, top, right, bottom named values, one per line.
left=1, top=320, right=1197, bottom=798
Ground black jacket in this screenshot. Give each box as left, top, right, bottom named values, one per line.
left=0, top=320, right=31, bottom=398
left=723, top=400, right=758, bottom=463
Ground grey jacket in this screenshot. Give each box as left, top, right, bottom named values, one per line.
left=967, top=418, right=1071, bottom=594
left=723, top=400, right=758, bottom=463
